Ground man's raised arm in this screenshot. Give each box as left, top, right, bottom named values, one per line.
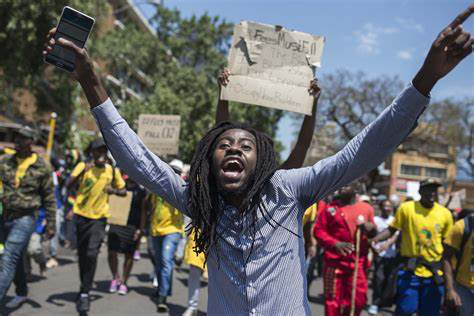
left=280, top=79, right=321, bottom=170
left=279, top=6, right=474, bottom=209
left=43, top=28, right=189, bottom=214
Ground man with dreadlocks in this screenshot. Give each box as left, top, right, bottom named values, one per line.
left=45, top=7, right=473, bottom=314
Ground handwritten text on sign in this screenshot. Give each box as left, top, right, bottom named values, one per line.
left=221, top=21, right=325, bottom=115
left=138, top=114, right=181, bottom=156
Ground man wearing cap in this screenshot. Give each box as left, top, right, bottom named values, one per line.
left=145, top=159, right=185, bottom=312
left=371, top=179, right=453, bottom=316
left=66, top=138, right=126, bottom=313
left=0, top=127, right=57, bottom=308
left=314, top=184, right=376, bottom=316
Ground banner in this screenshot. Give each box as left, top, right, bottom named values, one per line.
left=221, top=21, right=325, bottom=115
left=138, top=114, right=181, bottom=156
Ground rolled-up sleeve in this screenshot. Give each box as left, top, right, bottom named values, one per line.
left=91, top=99, right=189, bottom=215
left=279, top=83, right=429, bottom=210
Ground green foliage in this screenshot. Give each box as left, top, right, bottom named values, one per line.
left=0, top=2, right=284, bottom=161
left=95, top=5, right=284, bottom=162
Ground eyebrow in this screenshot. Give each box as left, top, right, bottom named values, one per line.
left=218, top=136, right=256, bottom=146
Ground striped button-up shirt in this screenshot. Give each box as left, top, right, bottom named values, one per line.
left=92, top=84, right=428, bottom=315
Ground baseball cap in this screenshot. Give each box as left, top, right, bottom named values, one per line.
left=419, top=178, right=442, bottom=189
left=16, top=126, right=37, bottom=141
left=89, top=138, right=106, bottom=150
left=169, top=159, right=184, bottom=173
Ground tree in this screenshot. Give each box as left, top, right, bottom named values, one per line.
left=297, top=69, right=473, bottom=187
left=94, top=5, right=284, bottom=162
left=0, top=0, right=107, bottom=139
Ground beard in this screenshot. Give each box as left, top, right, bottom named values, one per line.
left=215, top=173, right=255, bottom=197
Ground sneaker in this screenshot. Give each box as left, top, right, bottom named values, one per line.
left=133, top=250, right=141, bottom=261
left=76, top=293, right=90, bottom=313
left=46, top=257, right=59, bottom=269
left=118, top=283, right=128, bottom=295
left=368, top=305, right=379, bottom=315
left=109, top=279, right=120, bottom=293
left=152, top=276, right=158, bottom=288
left=6, top=296, right=27, bottom=308
left=157, top=296, right=169, bottom=313
left=183, top=307, right=198, bottom=316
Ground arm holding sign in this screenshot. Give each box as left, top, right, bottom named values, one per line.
left=216, top=69, right=321, bottom=170
left=279, top=5, right=474, bottom=209
left=279, top=79, right=320, bottom=170
left=216, top=68, right=230, bottom=124
left=44, top=29, right=189, bottom=215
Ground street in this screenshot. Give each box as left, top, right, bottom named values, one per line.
left=1, top=244, right=394, bottom=316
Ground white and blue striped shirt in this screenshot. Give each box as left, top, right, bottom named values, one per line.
left=92, top=84, right=428, bottom=315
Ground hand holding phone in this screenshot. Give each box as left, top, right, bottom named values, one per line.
left=44, top=6, right=94, bottom=72
left=44, top=7, right=109, bottom=108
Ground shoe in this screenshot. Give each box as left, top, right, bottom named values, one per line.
left=152, top=276, right=158, bottom=288
left=6, top=296, right=27, bottom=308
left=157, top=296, right=169, bottom=313
left=183, top=307, right=198, bottom=316
left=76, top=293, right=90, bottom=313
left=368, top=305, right=379, bottom=315
left=133, top=250, right=141, bottom=261
left=118, top=283, right=128, bottom=295
left=46, top=257, right=59, bottom=269
left=109, top=279, right=120, bottom=293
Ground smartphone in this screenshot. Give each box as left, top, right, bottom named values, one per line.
left=44, top=6, right=95, bottom=72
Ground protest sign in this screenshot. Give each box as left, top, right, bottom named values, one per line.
left=221, top=21, right=325, bottom=115
left=138, top=114, right=181, bottom=156
left=108, top=192, right=133, bottom=226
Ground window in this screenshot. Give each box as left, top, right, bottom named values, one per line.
left=400, top=164, right=421, bottom=176
left=425, top=167, right=447, bottom=179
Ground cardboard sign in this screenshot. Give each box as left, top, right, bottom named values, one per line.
left=108, top=192, right=133, bottom=226
left=221, top=21, right=325, bottom=115
left=138, top=114, right=181, bottom=156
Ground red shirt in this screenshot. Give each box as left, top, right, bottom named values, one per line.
left=314, top=201, right=374, bottom=270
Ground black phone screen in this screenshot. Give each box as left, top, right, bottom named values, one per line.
left=45, top=7, right=94, bottom=72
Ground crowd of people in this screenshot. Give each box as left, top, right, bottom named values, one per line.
left=0, top=5, right=473, bottom=316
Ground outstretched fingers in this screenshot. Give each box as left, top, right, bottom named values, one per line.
left=435, top=5, right=474, bottom=48
left=56, top=37, right=82, bottom=55
left=448, top=4, right=474, bottom=29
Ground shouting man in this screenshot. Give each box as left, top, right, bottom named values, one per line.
left=44, top=7, right=473, bottom=315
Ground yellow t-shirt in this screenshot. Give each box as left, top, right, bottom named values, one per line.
left=303, top=204, right=318, bottom=226
left=15, top=153, right=38, bottom=187
left=184, top=229, right=207, bottom=271
left=150, top=195, right=184, bottom=237
left=72, top=162, right=126, bottom=219
left=444, top=218, right=473, bottom=288
left=391, top=201, right=453, bottom=277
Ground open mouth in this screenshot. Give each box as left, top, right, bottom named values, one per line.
left=221, top=158, right=244, bottom=181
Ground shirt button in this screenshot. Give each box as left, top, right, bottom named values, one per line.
left=248, top=281, right=253, bottom=288
left=251, top=308, right=256, bottom=314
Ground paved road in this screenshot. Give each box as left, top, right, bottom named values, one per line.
left=1, top=244, right=394, bottom=315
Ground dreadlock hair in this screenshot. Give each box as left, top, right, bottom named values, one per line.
left=188, top=121, right=280, bottom=262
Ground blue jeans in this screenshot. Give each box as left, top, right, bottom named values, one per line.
left=455, top=282, right=474, bottom=316
left=0, top=215, right=35, bottom=301
left=395, top=270, right=444, bottom=316
left=152, top=233, right=181, bottom=296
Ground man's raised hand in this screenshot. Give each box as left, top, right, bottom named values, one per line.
left=43, top=27, right=108, bottom=108
left=43, top=27, right=94, bottom=83
left=414, top=5, right=473, bottom=95
left=218, top=68, right=230, bottom=87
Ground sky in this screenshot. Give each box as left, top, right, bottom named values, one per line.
left=136, top=0, right=474, bottom=159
